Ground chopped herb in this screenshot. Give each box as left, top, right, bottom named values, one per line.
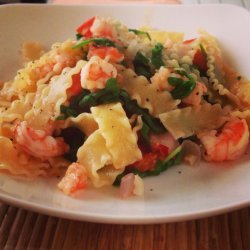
left=129, top=29, right=151, bottom=40
left=151, top=43, right=165, bottom=69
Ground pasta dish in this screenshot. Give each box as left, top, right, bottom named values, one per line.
left=0, top=17, right=249, bottom=198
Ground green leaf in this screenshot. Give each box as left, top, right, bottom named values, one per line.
left=78, top=78, right=120, bottom=108
left=72, top=37, right=120, bottom=49
left=133, top=52, right=152, bottom=79
left=113, top=145, right=182, bottom=186
left=129, top=29, right=151, bottom=40
left=140, top=122, right=150, bottom=144
left=58, top=105, right=78, bottom=119
left=168, top=77, right=184, bottom=87
left=176, top=69, right=188, bottom=77
left=134, top=66, right=152, bottom=79
left=170, top=71, right=196, bottom=99
left=134, top=51, right=150, bottom=65
left=151, top=43, right=165, bottom=69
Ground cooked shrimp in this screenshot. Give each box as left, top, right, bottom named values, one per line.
left=80, top=56, right=117, bottom=91
left=182, top=82, right=207, bottom=106
left=58, top=162, right=88, bottom=195
left=197, top=118, right=249, bottom=162
left=29, top=41, right=83, bottom=85
left=90, top=17, right=117, bottom=38
left=87, top=45, right=124, bottom=63
left=33, top=51, right=80, bottom=78
left=13, top=121, right=69, bottom=160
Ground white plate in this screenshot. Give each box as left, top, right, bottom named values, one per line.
left=0, top=4, right=250, bottom=224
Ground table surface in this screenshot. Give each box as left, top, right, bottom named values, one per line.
left=0, top=1, right=250, bottom=249
left=0, top=202, right=249, bottom=249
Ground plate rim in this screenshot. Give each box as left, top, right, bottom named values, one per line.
left=0, top=191, right=249, bottom=224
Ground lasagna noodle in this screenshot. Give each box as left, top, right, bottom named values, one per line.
left=206, top=47, right=242, bottom=107
left=77, top=103, right=142, bottom=187
left=24, top=60, right=87, bottom=130
left=200, top=30, right=243, bottom=108
left=91, top=103, right=142, bottom=169
left=159, top=103, right=230, bottom=139
left=0, top=93, right=35, bottom=125
left=13, top=40, right=83, bottom=94
left=77, top=130, right=120, bottom=187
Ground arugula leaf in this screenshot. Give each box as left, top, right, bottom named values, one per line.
left=129, top=29, right=151, bottom=40
left=56, top=89, right=91, bottom=120
left=72, top=37, right=120, bottom=49
left=168, top=70, right=196, bottom=99
left=140, top=122, right=150, bottom=144
left=56, top=105, right=79, bottom=120
left=133, top=43, right=164, bottom=78
left=133, top=52, right=153, bottom=79
left=78, top=78, right=120, bottom=108
left=113, top=145, right=182, bottom=186
left=167, top=77, right=184, bottom=87
left=151, top=43, right=165, bottom=69
left=134, top=51, right=150, bottom=65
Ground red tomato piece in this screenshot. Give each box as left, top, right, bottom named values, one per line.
left=193, top=49, right=208, bottom=73
left=76, top=16, right=95, bottom=37
left=133, top=143, right=169, bottom=172
left=151, top=143, right=169, bottom=159
left=133, top=152, right=158, bottom=172
left=67, top=73, right=82, bottom=96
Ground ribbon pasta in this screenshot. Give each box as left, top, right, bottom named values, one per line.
left=77, top=103, right=142, bottom=187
